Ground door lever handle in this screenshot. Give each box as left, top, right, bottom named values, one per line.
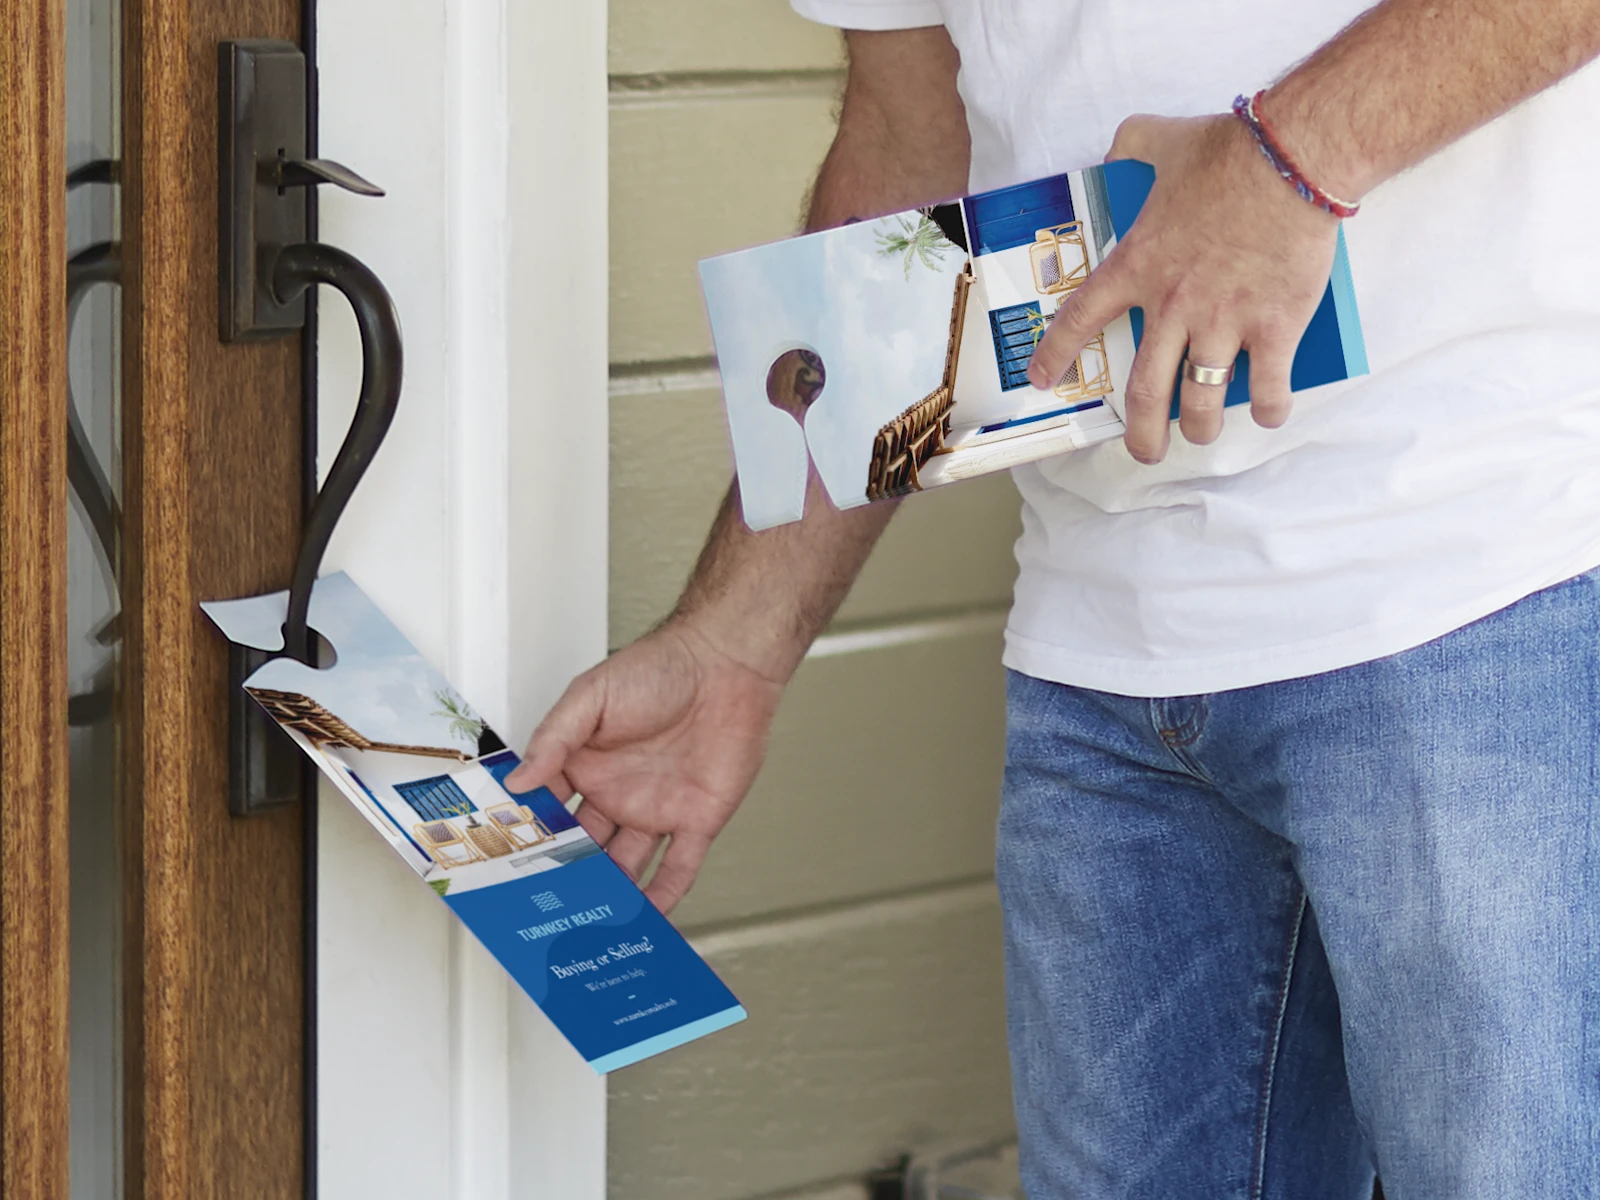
left=273, top=155, right=384, bottom=197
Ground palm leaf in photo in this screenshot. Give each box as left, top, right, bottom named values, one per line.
left=875, top=213, right=956, bottom=279
left=432, top=688, right=484, bottom=747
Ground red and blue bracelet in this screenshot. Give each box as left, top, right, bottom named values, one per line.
left=1232, top=90, right=1361, bottom=219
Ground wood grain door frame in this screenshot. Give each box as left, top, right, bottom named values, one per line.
left=0, top=0, right=71, bottom=1192
left=121, top=0, right=309, bottom=1193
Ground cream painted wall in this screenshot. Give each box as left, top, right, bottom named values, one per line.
left=606, top=4, right=1021, bottom=1197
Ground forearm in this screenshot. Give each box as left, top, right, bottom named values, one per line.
left=670, top=28, right=970, bottom=685
left=1268, top=0, right=1600, bottom=200
left=805, top=30, right=971, bottom=229
left=669, top=475, right=891, bottom=684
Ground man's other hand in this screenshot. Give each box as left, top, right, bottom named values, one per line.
left=1026, top=113, right=1341, bottom=464
left=504, top=622, right=782, bottom=914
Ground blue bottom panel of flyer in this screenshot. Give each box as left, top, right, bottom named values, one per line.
left=446, top=851, right=744, bottom=1071
left=202, top=571, right=745, bottom=1073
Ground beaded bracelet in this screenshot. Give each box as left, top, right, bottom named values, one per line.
left=1231, top=90, right=1361, bottom=219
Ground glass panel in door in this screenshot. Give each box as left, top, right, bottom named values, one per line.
left=65, top=0, right=123, bottom=1191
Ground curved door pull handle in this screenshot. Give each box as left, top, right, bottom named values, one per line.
left=217, top=39, right=405, bottom=814
left=271, top=243, right=402, bottom=664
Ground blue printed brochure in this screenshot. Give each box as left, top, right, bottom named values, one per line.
left=202, top=573, right=745, bottom=1073
left=699, top=159, right=1368, bottom=530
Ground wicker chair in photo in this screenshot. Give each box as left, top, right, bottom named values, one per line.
left=1029, top=221, right=1090, bottom=296
left=1053, top=329, right=1115, bottom=403
left=864, top=266, right=973, bottom=500
left=414, top=820, right=484, bottom=869
left=866, top=388, right=956, bottom=499
left=482, top=801, right=555, bottom=851
left=463, top=819, right=516, bottom=860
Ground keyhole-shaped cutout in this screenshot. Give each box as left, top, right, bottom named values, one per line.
left=765, top=347, right=826, bottom=423
left=280, top=625, right=340, bottom=669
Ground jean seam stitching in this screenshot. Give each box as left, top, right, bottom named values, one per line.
left=1172, top=694, right=1209, bottom=747
left=1152, top=697, right=1214, bottom=781
left=1251, top=887, right=1307, bottom=1200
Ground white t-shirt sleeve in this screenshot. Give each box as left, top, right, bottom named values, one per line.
left=790, top=0, right=943, bottom=31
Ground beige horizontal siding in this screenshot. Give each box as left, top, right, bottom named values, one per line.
left=610, top=0, right=845, bottom=76
left=610, top=93, right=841, bottom=364
left=609, top=383, right=1022, bottom=648
left=608, top=881, right=1014, bottom=1200
left=672, top=622, right=1006, bottom=928
left=607, top=11, right=1017, bottom=1197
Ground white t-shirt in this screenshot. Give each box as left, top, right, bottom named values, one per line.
left=792, top=0, right=1600, bottom=696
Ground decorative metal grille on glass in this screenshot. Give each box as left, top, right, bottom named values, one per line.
left=66, top=0, right=125, bottom=1188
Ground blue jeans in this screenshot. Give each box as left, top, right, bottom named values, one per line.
left=998, top=567, right=1600, bottom=1199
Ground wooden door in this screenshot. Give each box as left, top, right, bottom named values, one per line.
left=3, top=0, right=308, bottom=1192
left=2, top=0, right=72, bottom=1191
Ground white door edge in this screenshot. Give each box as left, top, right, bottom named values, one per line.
left=315, top=0, right=609, bottom=1194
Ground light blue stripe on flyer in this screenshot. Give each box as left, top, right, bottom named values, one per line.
left=1330, top=225, right=1368, bottom=379
left=586, top=1005, right=748, bottom=1074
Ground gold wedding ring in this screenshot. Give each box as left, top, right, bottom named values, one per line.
left=1183, top=358, right=1235, bottom=387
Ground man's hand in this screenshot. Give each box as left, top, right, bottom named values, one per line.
left=1034, top=0, right=1600, bottom=467
left=504, top=621, right=782, bottom=914
left=1026, top=113, right=1340, bottom=464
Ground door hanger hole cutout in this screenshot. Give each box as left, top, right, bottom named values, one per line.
left=283, top=625, right=339, bottom=670
left=765, top=346, right=826, bottom=423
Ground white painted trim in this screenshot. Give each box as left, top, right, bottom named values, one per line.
left=503, top=2, right=610, bottom=1197
left=446, top=0, right=511, bottom=721
left=314, top=0, right=608, bottom=1193
left=445, top=2, right=514, bottom=1195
